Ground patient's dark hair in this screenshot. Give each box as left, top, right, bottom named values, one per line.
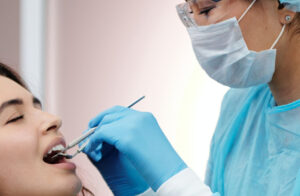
left=0, top=62, right=94, bottom=196
left=0, top=62, right=27, bottom=88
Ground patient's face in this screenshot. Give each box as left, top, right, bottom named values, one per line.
left=0, top=76, right=82, bottom=196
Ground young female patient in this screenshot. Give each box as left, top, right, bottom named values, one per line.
left=0, top=63, right=94, bottom=196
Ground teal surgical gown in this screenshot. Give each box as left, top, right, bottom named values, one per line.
left=205, top=84, right=300, bottom=196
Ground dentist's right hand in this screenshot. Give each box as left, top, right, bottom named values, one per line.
left=80, top=107, right=150, bottom=196
left=86, top=142, right=150, bottom=196
left=81, top=106, right=187, bottom=193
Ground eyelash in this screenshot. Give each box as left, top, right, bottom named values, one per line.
left=190, top=6, right=215, bottom=15
left=200, top=7, right=215, bottom=15
left=6, top=115, right=24, bottom=124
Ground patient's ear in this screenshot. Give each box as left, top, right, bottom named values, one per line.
left=278, top=7, right=296, bottom=25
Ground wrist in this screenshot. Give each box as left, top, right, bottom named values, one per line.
left=150, top=161, right=188, bottom=191
left=131, top=144, right=187, bottom=191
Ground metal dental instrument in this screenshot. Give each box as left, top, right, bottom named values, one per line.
left=52, top=96, right=146, bottom=160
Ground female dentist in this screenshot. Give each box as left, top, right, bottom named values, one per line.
left=80, top=0, right=300, bottom=195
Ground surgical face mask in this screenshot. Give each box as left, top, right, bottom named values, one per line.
left=177, top=0, right=286, bottom=88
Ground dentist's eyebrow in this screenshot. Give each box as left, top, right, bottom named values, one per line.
left=0, top=98, right=23, bottom=115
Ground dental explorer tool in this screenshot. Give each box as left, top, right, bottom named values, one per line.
left=51, top=96, right=146, bottom=160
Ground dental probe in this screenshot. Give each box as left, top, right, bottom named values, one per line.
left=52, top=96, right=146, bottom=160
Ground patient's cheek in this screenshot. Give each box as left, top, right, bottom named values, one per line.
left=0, top=128, right=37, bottom=164
left=0, top=129, right=38, bottom=188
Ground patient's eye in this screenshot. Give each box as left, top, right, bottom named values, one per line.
left=6, top=115, right=24, bottom=124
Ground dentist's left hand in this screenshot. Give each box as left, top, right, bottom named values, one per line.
left=81, top=106, right=187, bottom=192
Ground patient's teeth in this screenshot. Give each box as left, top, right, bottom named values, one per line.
left=47, top=144, right=65, bottom=155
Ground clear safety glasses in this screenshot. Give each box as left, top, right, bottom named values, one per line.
left=176, top=0, right=230, bottom=27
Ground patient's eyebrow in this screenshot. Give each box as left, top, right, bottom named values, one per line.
left=0, top=97, right=42, bottom=115
left=0, top=99, right=23, bottom=115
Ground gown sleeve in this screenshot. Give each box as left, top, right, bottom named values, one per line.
left=137, top=168, right=220, bottom=196
left=137, top=188, right=156, bottom=196
left=138, top=89, right=235, bottom=196
left=155, top=168, right=220, bottom=196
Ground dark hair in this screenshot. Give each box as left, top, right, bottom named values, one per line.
left=0, top=63, right=27, bottom=89
left=0, top=62, right=94, bottom=196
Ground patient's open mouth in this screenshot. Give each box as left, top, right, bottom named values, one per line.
left=43, top=149, right=65, bottom=164
left=43, top=139, right=76, bottom=170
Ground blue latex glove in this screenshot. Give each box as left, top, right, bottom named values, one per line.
left=86, top=142, right=149, bottom=196
left=82, top=106, right=187, bottom=191
left=80, top=107, right=150, bottom=196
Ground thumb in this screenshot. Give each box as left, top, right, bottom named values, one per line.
left=89, top=105, right=127, bottom=128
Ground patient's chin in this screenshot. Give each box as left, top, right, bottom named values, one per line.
left=53, top=174, right=82, bottom=196
left=65, top=175, right=82, bottom=195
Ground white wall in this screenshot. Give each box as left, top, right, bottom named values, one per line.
left=20, top=0, right=46, bottom=102
left=46, top=0, right=228, bottom=195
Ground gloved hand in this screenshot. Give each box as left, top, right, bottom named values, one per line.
left=80, top=107, right=150, bottom=196
left=86, top=142, right=150, bottom=196
left=81, top=106, right=187, bottom=191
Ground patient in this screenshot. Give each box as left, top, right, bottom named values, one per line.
left=0, top=63, right=94, bottom=196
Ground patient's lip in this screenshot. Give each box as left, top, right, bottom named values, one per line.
left=51, top=158, right=76, bottom=171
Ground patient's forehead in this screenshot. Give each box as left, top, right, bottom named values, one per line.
left=0, top=76, right=31, bottom=103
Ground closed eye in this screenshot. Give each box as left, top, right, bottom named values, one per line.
left=6, top=115, right=24, bottom=124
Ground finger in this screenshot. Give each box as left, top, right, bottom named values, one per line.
left=82, top=139, right=104, bottom=162
left=93, top=123, right=122, bottom=147
left=89, top=105, right=128, bottom=128
left=99, top=112, right=127, bottom=126
left=84, top=122, right=119, bottom=148
left=80, top=125, right=117, bottom=162
left=83, top=124, right=120, bottom=162
left=84, top=142, right=114, bottom=163
left=80, top=112, right=127, bottom=147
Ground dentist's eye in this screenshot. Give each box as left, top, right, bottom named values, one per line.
left=200, top=6, right=215, bottom=15
left=6, top=115, right=24, bottom=124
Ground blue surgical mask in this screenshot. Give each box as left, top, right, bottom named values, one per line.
left=177, top=0, right=286, bottom=88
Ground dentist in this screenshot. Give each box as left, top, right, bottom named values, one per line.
left=80, top=0, right=300, bottom=195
